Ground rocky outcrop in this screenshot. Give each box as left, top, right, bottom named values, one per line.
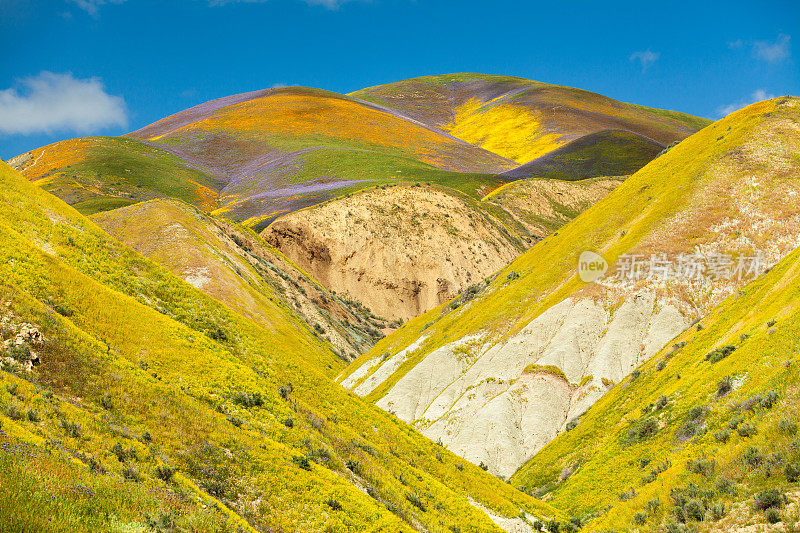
left=264, top=185, right=526, bottom=321
left=353, top=292, right=687, bottom=478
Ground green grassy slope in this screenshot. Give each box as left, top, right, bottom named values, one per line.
left=500, top=130, right=665, bottom=181
left=92, top=198, right=386, bottom=359
left=0, top=160, right=560, bottom=531
left=9, top=136, right=222, bottom=216
left=511, top=244, right=800, bottom=531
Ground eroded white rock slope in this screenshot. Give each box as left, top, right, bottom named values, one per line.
left=345, top=291, right=687, bottom=478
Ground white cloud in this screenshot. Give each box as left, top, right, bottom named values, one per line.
left=717, top=89, right=775, bottom=117
left=752, top=34, right=791, bottom=63
left=0, top=72, right=128, bottom=136
left=70, top=0, right=126, bottom=16
left=630, top=50, right=660, bottom=72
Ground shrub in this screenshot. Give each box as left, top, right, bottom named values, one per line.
left=630, top=370, right=641, bottom=381
left=233, top=391, right=263, bottom=408
left=283, top=417, right=294, bottom=428
left=655, top=395, right=669, bottom=410
left=716, top=477, right=736, bottom=495
left=728, top=415, right=744, bottom=430
left=100, top=393, right=113, bottom=410
left=155, top=465, right=175, bottom=483
left=479, top=461, right=488, bottom=471
left=641, top=460, right=671, bottom=485
left=742, top=394, right=763, bottom=411
left=227, top=415, right=243, bottom=428
left=346, top=459, right=361, bottom=474
left=6, top=404, right=22, bottom=420
left=278, top=383, right=293, bottom=399
left=628, top=418, right=658, bottom=443
left=687, top=456, right=716, bottom=477
left=565, top=419, right=578, bottom=432
left=716, top=376, right=733, bottom=397
left=292, top=455, right=311, bottom=471
left=684, top=499, right=706, bottom=521
left=618, top=488, right=637, bottom=501
left=141, top=431, right=152, bottom=443
left=111, top=442, right=135, bottom=462
left=122, top=463, right=141, bottom=482
left=326, top=499, right=342, bottom=511
left=784, top=462, right=800, bottom=482
left=761, top=390, right=779, bottom=409
left=405, top=493, right=426, bottom=512
left=60, top=419, right=81, bottom=438
left=765, top=508, right=781, bottom=524
left=656, top=360, right=667, bottom=371
left=742, top=446, right=764, bottom=467
left=26, top=408, right=40, bottom=422
left=754, top=489, right=786, bottom=511
left=714, top=429, right=730, bottom=443
left=709, top=502, right=726, bottom=521
left=705, top=345, right=736, bottom=363
left=778, top=418, right=798, bottom=435
left=676, top=406, right=708, bottom=442
left=737, top=423, right=756, bottom=437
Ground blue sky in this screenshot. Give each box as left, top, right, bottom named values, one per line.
left=0, top=0, right=797, bottom=159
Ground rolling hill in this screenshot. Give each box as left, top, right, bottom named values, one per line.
left=352, top=73, right=710, bottom=164
left=0, top=156, right=573, bottom=531
left=512, top=242, right=800, bottom=531
left=500, top=129, right=666, bottom=181
left=92, top=198, right=384, bottom=360
left=9, top=74, right=710, bottom=328
left=338, top=96, right=800, bottom=480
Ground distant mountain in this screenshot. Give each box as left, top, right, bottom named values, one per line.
left=352, top=73, right=709, bottom=163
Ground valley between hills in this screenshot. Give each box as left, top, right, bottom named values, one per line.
left=2, top=73, right=800, bottom=533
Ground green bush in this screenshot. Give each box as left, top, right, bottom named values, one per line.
left=326, top=499, right=342, bottom=511
left=705, top=345, right=736, bottom=363
left=59, top=418, right=81, bottom=438
left=6, top=404, right=22, bottom=420
left=713, top=429, right=729, bottom=443
left=655, top=395, right=669, bottom=410
left=292, top=455, right=311, bottom=471
left=628, top=418, right=658, bottom=443
left=737, top=423, right=756, bottom=437
left=155, top=465, right=175, bottom=483
left=26, top=408, right=40, bottom=422
left=761, top=390, right=779, bottom=409
left=765, top=508, right=781, bottom=524
left=676, top=406, right=708, bottom=442
left=686, top=456, right=716, bottom=477
left=405, top=493, right=426, bottom=512
left=715, top=477, right=736, bottom=495
left=784, top=462, right=800, bottom=483
left=778, top=418, right=798, bottom=435
left=684, top=499, right=705, bottom=521
left=100, top=393, right=113, bottom=410
left=716, top=376, right=733, bottom=397
left=742, top=446, right=764, bottom=467
left=754, top=489, right=786, bottom=511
